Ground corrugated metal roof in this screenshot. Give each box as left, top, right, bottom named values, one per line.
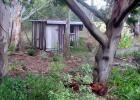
left=30, top=20, right=83, bottom=25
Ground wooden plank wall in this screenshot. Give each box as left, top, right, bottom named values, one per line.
left=32, top=22, right=82, bottom=52
left=58, top=25, right=65, bottom=52
left=32, top=22, right=46, bottom=50
left=69, top=25, right=79, bottom=47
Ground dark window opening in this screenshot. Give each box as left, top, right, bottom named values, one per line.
left=70, top=25, right=74, bottom=33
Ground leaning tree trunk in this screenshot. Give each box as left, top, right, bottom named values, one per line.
left=0, top=1, right=12, bottom=77
left=95, top=0, right=128, bottom=83
left=95, top=23, right=123, bottom=83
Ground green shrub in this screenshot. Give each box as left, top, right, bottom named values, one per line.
left=40, top=51, right=48, bottom=60
left=21, top=63, right=27, bottom=71
left=133, top=51, right=140, bottom=59
left=109, top=68, right=140, bottom=100
left=118, top=34, right=133, bottom=48
left=70, top=38, right=88, bottom=53
left=62, top=64, right=93, bottom=84
left=0, top=74, right=72, bottom=100
left=81, top=64, right=92, bottom=75
left=53, top=56, right=60, bottom=62
left=27, top=48, right=36, bottom=56
left=8, top=44, right=16, bottom=55
left=132, top=51, right=140, bottom=74
left=9, top=61, right=19, bottom=71
left=0, top=76, right=27, bottom=100
left=50, top=61, right=65, bottom=73
left=51, top=54, right=63, bottom=62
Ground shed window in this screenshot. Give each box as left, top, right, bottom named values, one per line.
left=70, top=26, right=74, bottom=33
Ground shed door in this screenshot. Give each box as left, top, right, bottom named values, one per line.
left=46, top=25, right=59, bottom=50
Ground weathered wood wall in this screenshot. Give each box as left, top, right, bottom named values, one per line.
left=32, top=21, right=82, bottom=52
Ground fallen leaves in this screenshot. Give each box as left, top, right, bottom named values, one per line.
left=68, top=82, right=108, bottom=96
left=90, top=83, right=108, bottom=96
left=70, top=83, right=80, bottom=92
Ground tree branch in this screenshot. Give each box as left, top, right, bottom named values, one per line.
left=65, top=0, right=108, bottom=48
left=114, top=0, right=140, bottom=27
left=22, top=1, right=50, bottom=21
left=77, top=0, right=108, bottom=24
left=135, top=2, right=140, bottom=8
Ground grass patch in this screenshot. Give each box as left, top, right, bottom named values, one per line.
left=70, top=38, right=89, bottom=54
left=8, top=44, right=16, bottom=55
left=118, top=34, right=133, bottom=49
left=27, top=48, right=36, bottom=56
left=109, top=67, right=140, bottom=100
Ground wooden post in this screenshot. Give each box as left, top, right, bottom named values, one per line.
left=63, top=9, right=71, bottom=59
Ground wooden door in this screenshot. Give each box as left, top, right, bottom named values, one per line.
left=46, top=25, right=59, bottom=51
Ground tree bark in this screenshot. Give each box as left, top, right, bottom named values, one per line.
left=95, top=0, right=128, bottom=83
left=95, top=23, right=123, bottom=83
left=0, top=1, right=12, bottom=77
left=10, top=1, right=22, bottom=50
left=11, top=0, right=50, bottom=50
left=63, top=9, right=71, bottom=59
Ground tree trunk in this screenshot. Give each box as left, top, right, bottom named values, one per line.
left=10, top=1, right=22, bottom=50
left=95, top=22, right=123, bottom=83
left=94, top=0, right=129, bottom=84
left=63, top=9, right=71, bottom=59
left=65, top=0, right=136, bottom=84
left=0, top=1, right=12, bottom=77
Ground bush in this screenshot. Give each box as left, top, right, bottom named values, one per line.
left=27, top=48, right=36, bottom=56
left=118, top=34, right=133, bottom=48
left=40, top=51, right=48, bottom=60
left=8, top=44, right=16, bottom=55
left=0, top=74, right=71, bottom=100
left=70, top=38, right=88, bottom=53
left=21, top=63, right=27, bottom=71
left=0, top=70, right=102, bottom=100
left=132, top=51, right=140, bottom=74
left=133, top=51, right=140, bottom=59
left=62, top=64, right=93, bottom=85
left=109, top=68, right=140, bottom=100
left=0, top=76, right=27, bottom=100
left=53, top=56, right=60, bottom=62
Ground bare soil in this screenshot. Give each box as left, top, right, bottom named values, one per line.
left=8, top=52, right=83, bottom=76
left=9, top=53, right=49, bottom=75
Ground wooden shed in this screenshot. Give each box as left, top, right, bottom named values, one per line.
left=31, top=20, right=83, bottom=52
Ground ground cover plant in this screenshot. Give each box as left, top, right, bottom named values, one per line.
left=109, top=67, right=140, bottom=100
left=1, top=59, right=140, bottom=100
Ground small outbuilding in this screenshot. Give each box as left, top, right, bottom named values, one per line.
left=31, top=20, right=83, bottom=52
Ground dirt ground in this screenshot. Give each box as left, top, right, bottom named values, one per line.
left=8, top=51, right=83, bottom=75
left=9, top=53, right=48, bottom=74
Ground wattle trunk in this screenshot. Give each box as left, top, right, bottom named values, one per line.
left=95, top=24, right=123, bottom=83
left=63, top=10, right=71, bottom=59
left=11, top=15, right=22, bottom=49
left=0, top=1, right=12, bottom=77
left=10, top=1, right=22, bottom=50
